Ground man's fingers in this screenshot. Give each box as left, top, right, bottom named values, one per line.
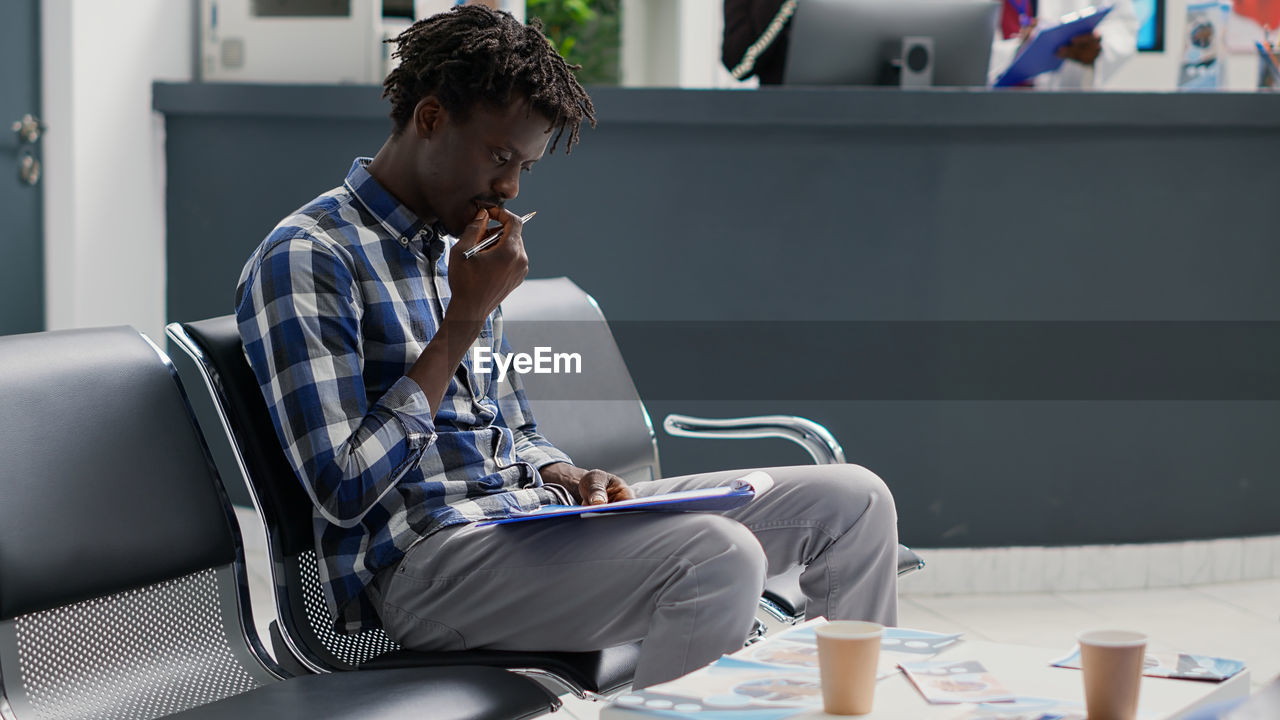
left=608, top=479, right=636, bottom=502
left=453, top=209, right=495, bottom=257
left=583, top=470, right=609, bottom=505
left=496, top=208, right=527, bottom=253
left=579, top=469, right=631, bottom=505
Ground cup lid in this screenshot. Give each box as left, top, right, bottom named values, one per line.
left=1076, top=629, right=1148, bottom=647
left=815, top=621, right=885, bottom=639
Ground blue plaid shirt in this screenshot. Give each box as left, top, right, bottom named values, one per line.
left=235, top=158, right=572, bottom=634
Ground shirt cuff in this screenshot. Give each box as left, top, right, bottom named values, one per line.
left=519, top=445, right=573, bottom=470
left=379, top=375, right=437, bottom=445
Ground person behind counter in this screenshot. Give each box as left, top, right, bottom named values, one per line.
left=723, top=0, right=796, bottom=84
left=990, top=0, right=1140, bottom=88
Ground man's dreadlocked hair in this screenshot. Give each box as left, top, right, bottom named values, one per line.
left=382, top=5, right=596, bottom=153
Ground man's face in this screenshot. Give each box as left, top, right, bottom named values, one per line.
left=417, top=98, right=552, bottom=237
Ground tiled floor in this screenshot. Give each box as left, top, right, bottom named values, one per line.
left=232, top=508, right=1278, bottom=718
left=898, top=582, right=1280, bottom=692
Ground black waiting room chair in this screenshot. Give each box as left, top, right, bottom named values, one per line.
left=166, top=315, right=641, bottom=701
left=165, top=277, right=923, bottom=698
left=0, top=326, right=558, bottom=720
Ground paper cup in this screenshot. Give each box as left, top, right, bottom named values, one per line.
left=815, top=621, right=884, bottom=715
left=1077, top=629, right=1148, bottom=720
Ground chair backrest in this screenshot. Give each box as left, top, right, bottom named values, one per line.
left=168, top=316, right=391, bottom=674
left=498, top=277, right=660, bottom=483
left=0, top=327, right=280, bottom=720
left=166, top=276, right=661, bottom=673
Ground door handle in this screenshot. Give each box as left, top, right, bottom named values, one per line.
left=19, top=150, right=40, bottom=186
left=10, top=114, right=44, bottom=186
left=12, top=114, right=44, bottom=144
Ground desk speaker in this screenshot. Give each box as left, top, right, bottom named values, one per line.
left=900, top=36, right=934, bottom=87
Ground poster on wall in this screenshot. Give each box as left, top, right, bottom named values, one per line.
left=1179, top=0, right=1230, bottom=88
left=1228, top=0, right=1280, bottom=51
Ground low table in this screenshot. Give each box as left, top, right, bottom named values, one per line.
left=604, top=639, right=1250, bottom=720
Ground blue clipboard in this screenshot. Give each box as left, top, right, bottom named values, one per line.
left=1258, top=41, right=1280, bottom=85
left=994, top=4, right=1114, bottom=87
left=475, top=471, right=773, bottom=526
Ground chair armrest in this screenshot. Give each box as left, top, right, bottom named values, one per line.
left=662, top=414, right=846, bottom=465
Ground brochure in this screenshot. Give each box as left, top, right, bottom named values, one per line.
left=1050, top=647, right=1246, bottom=681
left=602, top=619, right=964, bottom=719
left=714, top=620, right=964, bottom=680
left=901, top=659, right=1017, bottom=704
left=942, top=696, right=1088, bottom=720
left=1178, top=0, right=1231, bottom=89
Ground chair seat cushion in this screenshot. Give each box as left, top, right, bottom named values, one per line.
left=359, top=642, right=642, bottom=696
left=164, top=666, right=556, bottom=720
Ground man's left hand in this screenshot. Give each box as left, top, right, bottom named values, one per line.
left=1057, top=32, right=1102, bottom=66
left=540, top=463, right=635, bottom=506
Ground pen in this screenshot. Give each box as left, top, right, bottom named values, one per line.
left=463, top=211, right=536, bottom=259
left=1010, top=0, right=1032, bottom=28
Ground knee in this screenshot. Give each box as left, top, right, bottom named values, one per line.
left=838, top=464, right=897, bottom=525
left=786, top=464, right=898, bottom=528
left=672, top=515, right=768, bottom=595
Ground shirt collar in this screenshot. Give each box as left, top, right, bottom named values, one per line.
left=344, top=158, right=441, bottom=252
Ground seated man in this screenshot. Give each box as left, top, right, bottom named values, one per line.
left=234, top=5, right=899, bottom=689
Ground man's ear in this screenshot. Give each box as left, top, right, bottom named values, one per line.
left=413, top=97, right=445, bottom=138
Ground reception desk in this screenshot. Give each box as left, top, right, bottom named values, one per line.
left=155, top=83, right=1280, bottom=547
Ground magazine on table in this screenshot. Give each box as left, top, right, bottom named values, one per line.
left=941, top=696, right=1089, bottom=720
left=601, top=619, right=965, bottom=719
left=715, top=620, right=963, bottom=680
left=1050, top=647, right=1246, bottom=681
left=901, top=659, right=1017, bottom=704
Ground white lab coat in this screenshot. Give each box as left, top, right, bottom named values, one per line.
left=988, top=0, right=1140, bottom=88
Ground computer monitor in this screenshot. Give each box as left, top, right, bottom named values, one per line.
left=783, top=0, right=1002, bottom=87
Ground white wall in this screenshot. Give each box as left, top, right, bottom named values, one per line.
left=41, top=0, right=192, bottom=343
left=621, top=0, right=745, bottom=88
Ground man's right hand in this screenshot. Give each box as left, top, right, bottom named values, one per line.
left=446, top=207, right=529, bottom=325
left=406, top=207, right=528, bottom=415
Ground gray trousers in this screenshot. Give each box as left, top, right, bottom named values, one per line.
left=371, top=464, right=899, bottom=689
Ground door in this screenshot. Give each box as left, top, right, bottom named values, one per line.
left=1, top=0, right=44, bottom=335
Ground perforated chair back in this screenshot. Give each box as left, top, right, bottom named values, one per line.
left=0, top=327, right=280, bottom=719
left=167, top=317, right=397, bottom=674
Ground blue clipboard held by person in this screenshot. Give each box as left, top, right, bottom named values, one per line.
left=994, top=3, right=1115, bottom=87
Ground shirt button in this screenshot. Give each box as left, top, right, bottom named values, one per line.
left=399, top=236, right=409, bottom=247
